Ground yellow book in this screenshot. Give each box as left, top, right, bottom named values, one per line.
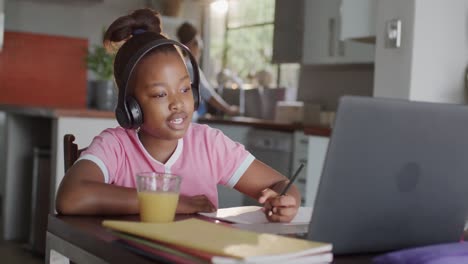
left=102, top=218, right=332, bottom=262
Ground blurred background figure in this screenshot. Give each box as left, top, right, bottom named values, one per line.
left=177, top=22, right=239, bottom=120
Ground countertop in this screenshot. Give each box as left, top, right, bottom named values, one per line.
left=0, top=104, right=115, bottom=119
left=0, top=105, right=331, bottom=137
left=199, top=116, right=332, bottom=136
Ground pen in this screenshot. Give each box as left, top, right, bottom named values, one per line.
left=280, top=163, right=305, bottom=196
left=268, top=163, right=305, bottom=216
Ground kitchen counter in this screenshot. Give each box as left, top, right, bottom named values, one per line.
left=0, top=104, right=115, bottom=119
left=199, top=115, right=332, bottom=136
left=303, top=125, right=332, bottom=137
left=0, top=105, right=332, bottom=137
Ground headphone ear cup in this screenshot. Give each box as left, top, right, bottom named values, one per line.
left=126, top=96, right=143, bottom=129
left=116, top=106, right=131, bottom=129
left=192, top=83, right=200, bottom=110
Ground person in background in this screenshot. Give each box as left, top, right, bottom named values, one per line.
left=55, top=8, right=300, bottom=223
left=176, top=21, right=239, bottom=120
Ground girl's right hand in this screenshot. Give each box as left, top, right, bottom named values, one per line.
left=177, top=195, right=216, bottom=214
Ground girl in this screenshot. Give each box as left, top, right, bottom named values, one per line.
left=56, top=8, right=300, bottom=223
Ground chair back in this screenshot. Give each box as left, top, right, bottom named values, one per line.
left=63, top=134, right=86, bottom=172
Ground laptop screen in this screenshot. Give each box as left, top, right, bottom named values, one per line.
left=308, top=96, right=468, bottom=254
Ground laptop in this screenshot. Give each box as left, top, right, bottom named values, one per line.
left=308, top=96, right=468, bottom=254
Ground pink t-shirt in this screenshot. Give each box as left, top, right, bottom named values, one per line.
left=78, top=123, right=255, bottom=207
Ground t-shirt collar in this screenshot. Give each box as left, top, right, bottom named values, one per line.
left=134, top=130, right=184, bottom=168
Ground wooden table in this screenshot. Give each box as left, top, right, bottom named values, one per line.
left=46, top=214, right=379, bottom=264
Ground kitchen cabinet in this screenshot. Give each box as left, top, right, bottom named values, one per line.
left=246, top=129, right=292, bottom=177
left=340, top=0, right=377, bottom=42
left=272, top=0, right=304, bottom=63
left=304, top=135, right=329, bottom=207
left=291, top=131, right=308, bottom=205
left=302, top=0, right=374, bottom=64
left=0, top=106, right=117, bottom=241
left=206, top=123, right=250, bottom=146
left=244, top=129, right=293, bottom=206
left=273, top=0, right=375, bottom=64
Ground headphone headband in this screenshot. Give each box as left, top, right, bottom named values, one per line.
left=115, top=37, right=201, bottom=129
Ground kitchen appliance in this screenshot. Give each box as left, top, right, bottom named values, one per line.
left=220, top=87, right=286, bottom=120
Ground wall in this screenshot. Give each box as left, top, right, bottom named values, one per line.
left=373, top=0, right=468, bottom=103
left=0, top=31, right=87, bottom=107
left=297, top=64, right=375, bottom=111
left=5, top=0, right=203, bottom=46
left=1, top=0, right=205, bottom=108
left=373, top=0, right=415, bottom=100
left=5, top=0, right=146, bottom=47
left=410, top=0, right=468, bottom=103
left=4, top=0, right=204, bottom=81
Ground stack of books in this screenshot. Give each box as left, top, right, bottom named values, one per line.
left=103, top=217, right=333, bottom=263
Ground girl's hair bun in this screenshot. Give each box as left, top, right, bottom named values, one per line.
left=103, top=8, right=162, bottom=52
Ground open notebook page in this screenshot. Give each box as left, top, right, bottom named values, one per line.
left=198, top=206, right=312, bottom=225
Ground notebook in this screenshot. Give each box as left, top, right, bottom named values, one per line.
left=308, top=96, right=468, bottom=254
left=198, top=206, right=312, bottom=235
left=113, top=231, right=210, bottom=264
left=114, top=231, right=332, bottom=264
left=102, top=218, right=332, bottom=263
left=199, top=206, right=312, bottom=224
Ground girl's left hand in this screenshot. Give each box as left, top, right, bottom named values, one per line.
left=258, top=188, right=298, bottom=223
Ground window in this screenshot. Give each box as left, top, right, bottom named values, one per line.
left=207, top=0, right=299, bottom=101
left=208, top=0, right=276, bottom=87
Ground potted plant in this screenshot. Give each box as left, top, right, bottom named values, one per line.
left=86, top=45, right=116, bottom=110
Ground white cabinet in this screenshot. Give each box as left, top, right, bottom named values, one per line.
left=302, top=0, right=339, bottom=64
left=302, top=0, right=375, bottom=64
left=273, top=0, right=375, bottom=64
left=207, top=124, right=250, bottom=146
left=1, top=111, right=117, bottom=241
left=304, top=135, right=329, bottom=207
left=291, top=131, right=308, bottom=205
left=340, top=0, right=377, bottom=42
left=53, top=117, right=118, bottom=198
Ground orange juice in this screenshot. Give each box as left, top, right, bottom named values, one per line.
left=138, top=191, right=179, bottom=223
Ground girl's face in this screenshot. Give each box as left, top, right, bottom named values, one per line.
left=133, top=51, right=194, bottom=141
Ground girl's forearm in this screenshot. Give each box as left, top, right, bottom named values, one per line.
left=56, top=181, right=139, bottom=215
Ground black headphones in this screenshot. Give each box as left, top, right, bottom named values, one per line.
left=115, top=38, right=201, bottom=129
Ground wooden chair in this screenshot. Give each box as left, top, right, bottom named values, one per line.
left=63, top=134, right=86, bottom=173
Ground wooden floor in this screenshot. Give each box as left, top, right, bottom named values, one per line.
left=0, top=197, right=45, bottom=264
left=0, top=240, right=44, bottom=264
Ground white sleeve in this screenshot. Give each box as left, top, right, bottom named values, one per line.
left=77, top=154, right=109, bottom=183
left=225, top=154, right=256, bottom=188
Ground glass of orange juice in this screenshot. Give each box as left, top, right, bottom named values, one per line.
left=136, top=172, right=181, bottom=223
